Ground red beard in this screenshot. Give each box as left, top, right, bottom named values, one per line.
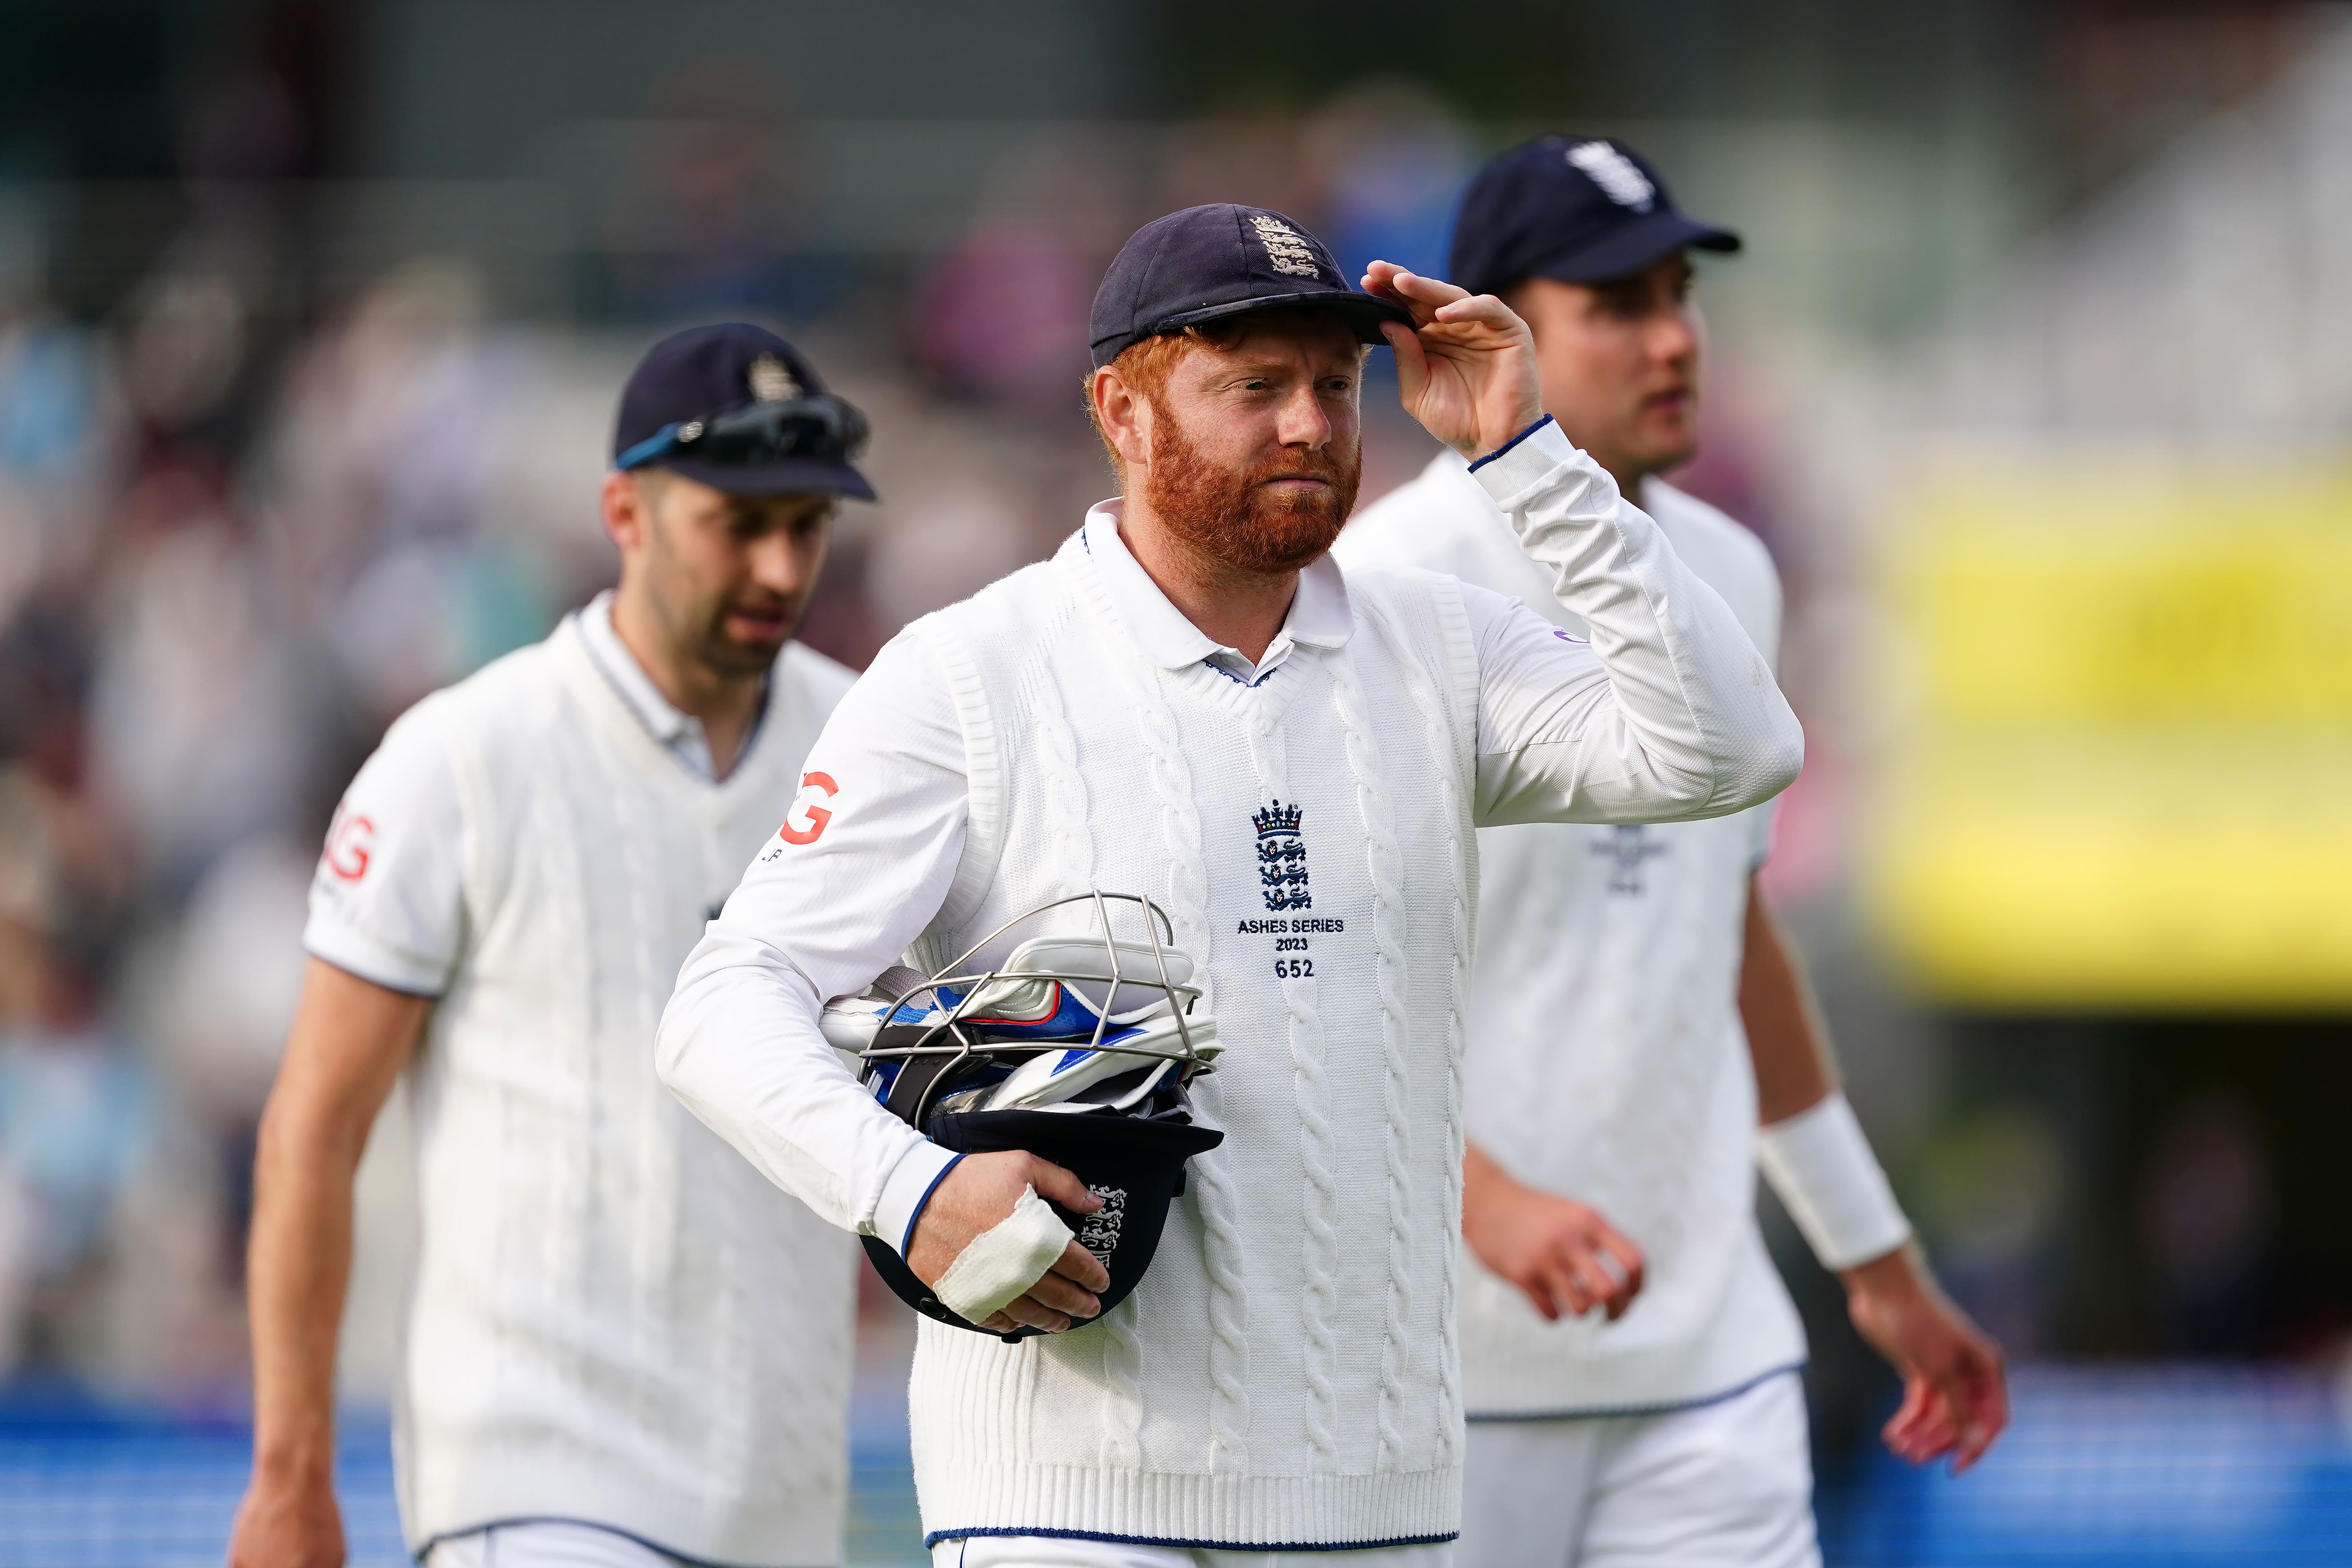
left=1140, top=409, right=1361, bottom=575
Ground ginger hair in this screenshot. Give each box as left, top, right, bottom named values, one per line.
left=1084, top=307, right=1368, bottom=481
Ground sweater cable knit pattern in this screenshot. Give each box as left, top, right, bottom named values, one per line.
left=1360, top=595, right=1476, bottom=1461
left=1026, top=649, right=1095, bottom=907
left=1024, top=645, right=1150, bottom=1471
left=1323, top=643, right=1420, bottom=1470
left=1118, top=647, right=1252, bottom=1473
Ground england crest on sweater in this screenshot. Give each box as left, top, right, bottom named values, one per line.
left=1253, top=799, right=1311, bottom=912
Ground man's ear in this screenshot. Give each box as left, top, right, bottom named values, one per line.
left=1091, top=366, right=1153, bottom=477
left=601, top=470, right=651, bottom=555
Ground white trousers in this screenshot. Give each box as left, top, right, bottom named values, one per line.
left=1458, top=1370, right=1819, bottom=1568
left=424, top=1521, right=704, bottom=1568
left=932, top=1537, right=1451, bottom=1568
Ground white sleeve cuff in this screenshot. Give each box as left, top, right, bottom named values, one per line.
left=1756, top=1092, right=1912, bottom=1272
left=1468, top=416, right=1581, bottom=511
left=872, top=1138, right=964, bottom=1257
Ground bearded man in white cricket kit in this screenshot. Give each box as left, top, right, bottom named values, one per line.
left=230, top=326, right=876, bottom=1568
left=1340, top=139, right=2009, bottom=1568
left=657, top=204, right=1804, bottom=1568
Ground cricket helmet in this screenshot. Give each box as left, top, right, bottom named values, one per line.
left=820, top=892, right=1224, bottom=1339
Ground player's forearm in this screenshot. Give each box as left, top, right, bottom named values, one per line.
left=245, top=963, right=424, bottom=1493
left=1458, top=1138, right=1544, bottom=1263
left=1739, top=884, right=1911, bottom=1269
left=1840, top=1237, right=1931, bottom=1296
left=1738, top=883, right=1837, bottom=1125
left=244, top=1093, right=364, bottom=1485
left=658, top=930, right=948, bottom=1237
left=1478, top=420, right=1801, bottom=817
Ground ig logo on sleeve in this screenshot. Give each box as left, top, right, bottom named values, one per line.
left=322, top=804, right=375, bottom=882
left=776, top=771, right=838, bottom=846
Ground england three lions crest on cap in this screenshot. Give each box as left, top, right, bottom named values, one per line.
left=748, top=352, right=800, bottom=402
left=1254, top=799, right=1311, bottom=912
left=1250, top=214, right=1326, bottom=280
left=1566, top=141, right=1656, bottom=211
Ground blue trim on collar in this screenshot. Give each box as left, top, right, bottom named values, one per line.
left=1204, top=657, right=1278, bottom=689
left=925, top=1525, right=1460, bottom=1551
left=1465, top=412, right=1556, bottom=472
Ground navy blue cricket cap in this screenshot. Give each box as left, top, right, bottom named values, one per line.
left=1090, top=203, right=1413, bottom=369
left=1449, top=136, right=1740, bottom=300
left=612, top=323, right=875, bottom=500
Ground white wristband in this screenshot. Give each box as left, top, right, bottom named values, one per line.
left=934, top=1185, right=1074, bottom=1322
left=1756, top=1092, right=1912, bottom=1272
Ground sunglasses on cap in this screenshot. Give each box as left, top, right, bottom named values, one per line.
left=616, top=393, right=870, bottom=472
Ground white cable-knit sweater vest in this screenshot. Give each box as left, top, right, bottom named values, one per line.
left=399, top=625, right=860, bottom=1566
left=900, top=538, right=1480, bottom=1548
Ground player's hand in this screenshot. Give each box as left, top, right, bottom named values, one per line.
left=907, top=1150, right=1110, bottom=1334
left=1361, top=261, right=1544, bottom=461
left=228, top=1466, right=345, bottom=1568
left=1462, top=1144, right=1645, bottom=1322
left=1842, top=1244, right=2008, bottom=1472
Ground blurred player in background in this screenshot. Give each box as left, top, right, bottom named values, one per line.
left=229, top=325, right=872, bottom=1568
left=1338, top=139, right=2008, bottom=1568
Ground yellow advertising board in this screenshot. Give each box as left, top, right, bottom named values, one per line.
left=1868, top=464, right=2352, bottom=1009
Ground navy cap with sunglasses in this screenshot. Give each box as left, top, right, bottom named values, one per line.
left=1090, top=203, right=1412, bottom=369
left=613, top=324, right=875, bottom=500
left=1449, top=136, right=1740, bottom=300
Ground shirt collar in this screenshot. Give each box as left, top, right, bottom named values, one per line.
left=576, top=588, right=705, bottom=752
left=1079, top=500, right=1354, bottom=679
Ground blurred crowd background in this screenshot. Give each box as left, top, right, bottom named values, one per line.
left=0, top=0, right=2348, bottom=1560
